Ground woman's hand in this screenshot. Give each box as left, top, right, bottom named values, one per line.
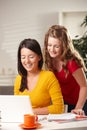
left=71, top=109, right=85, bottom=115
left=33, top=107, right=49, bottom=115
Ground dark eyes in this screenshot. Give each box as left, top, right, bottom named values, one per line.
left=48, top=44, right=60, bottom=48
left=21, top=55, right=34, bottom=59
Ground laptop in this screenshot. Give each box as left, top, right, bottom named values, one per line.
left=0, top=95, right=33, bottom=123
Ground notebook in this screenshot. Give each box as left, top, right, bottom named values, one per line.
left=47, top=113, right=76, bottom=121
left=0, top=95, right=33, bottom=123
left=47, top=113, right=87, bottom=123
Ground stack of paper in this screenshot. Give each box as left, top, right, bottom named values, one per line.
left=47, top=113, right=87, bottom=123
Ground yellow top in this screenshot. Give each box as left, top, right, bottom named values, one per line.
left=14, top=70, right=64, bottom=114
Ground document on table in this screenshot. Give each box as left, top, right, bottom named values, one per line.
left=47, top=113, right=87, bottom=123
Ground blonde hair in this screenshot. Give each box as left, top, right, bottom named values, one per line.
left=44, top=25, right=86, bottom=72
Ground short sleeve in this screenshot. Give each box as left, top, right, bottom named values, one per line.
left=67, top=60, right=80, bottom=73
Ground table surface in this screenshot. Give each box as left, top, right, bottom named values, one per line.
left=1, top=115, right=87, bottom=130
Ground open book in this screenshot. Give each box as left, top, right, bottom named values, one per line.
left=47, top=113, right=87, bottom=123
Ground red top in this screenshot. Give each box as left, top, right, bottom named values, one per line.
left=54, top=60, right=80, bottom=105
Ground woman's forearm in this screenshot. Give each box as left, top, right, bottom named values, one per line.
left=33, top=107, right=49, bottom=115
left=75, top=87, right=87, bottom=109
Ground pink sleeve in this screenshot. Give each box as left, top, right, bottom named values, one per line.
left=67, top=60, right=80, bottom=73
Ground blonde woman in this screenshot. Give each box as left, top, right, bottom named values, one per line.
left=44, top=25, right=87, bottom=115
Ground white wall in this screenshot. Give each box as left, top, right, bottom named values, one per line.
left=0, top=0, right=87, bottom=85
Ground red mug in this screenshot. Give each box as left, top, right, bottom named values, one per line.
left=24, top=114, right=38, bottom=127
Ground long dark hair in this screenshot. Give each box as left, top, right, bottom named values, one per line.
left=17, top=38, right=43, bottom=92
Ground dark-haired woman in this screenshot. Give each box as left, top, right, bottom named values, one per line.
left=14, top=38, right=64, bottom=115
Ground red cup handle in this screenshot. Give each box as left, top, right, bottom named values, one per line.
left=35, top=115, right=38, bottom=121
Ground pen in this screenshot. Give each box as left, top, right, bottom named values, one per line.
left=38, top=117, right=47, bottom=122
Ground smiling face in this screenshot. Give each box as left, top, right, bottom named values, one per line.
left=47, top=36, right=63, bottom=59
left=21, top=47, right=40, bottom=73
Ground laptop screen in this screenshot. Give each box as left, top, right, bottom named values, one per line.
left=0, top=95, right=33, bottom=123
